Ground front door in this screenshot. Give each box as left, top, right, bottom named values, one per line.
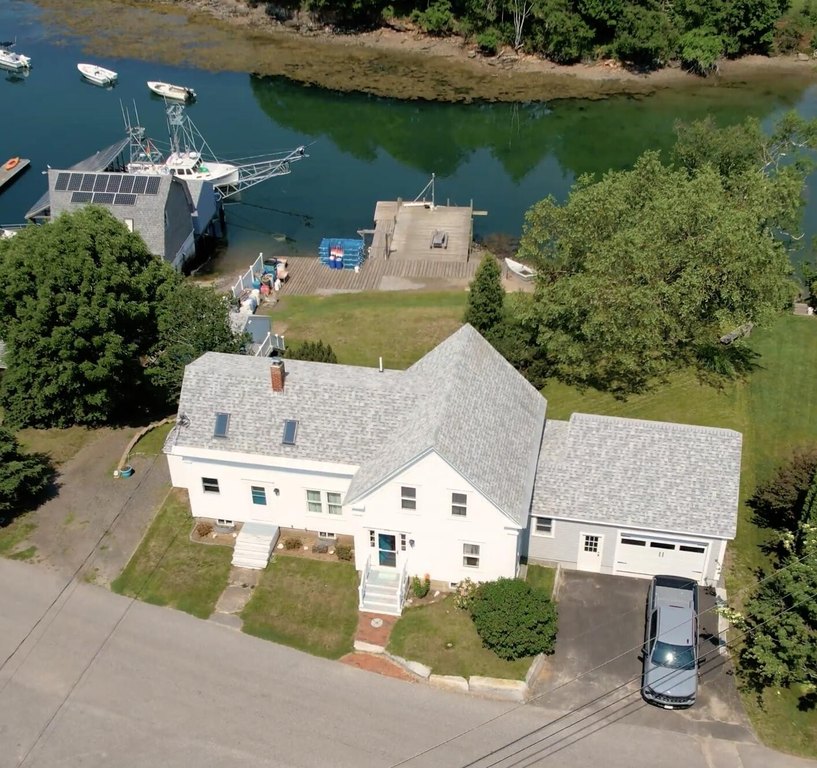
left=378, top=533, right=397, bottom=567
left=576, top=533, right=603, bottom=573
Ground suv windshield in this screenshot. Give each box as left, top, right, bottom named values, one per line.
left=651, top=640, right=696, bottom=670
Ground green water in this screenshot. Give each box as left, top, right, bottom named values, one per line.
left=1, top=0, right=815, bottom=274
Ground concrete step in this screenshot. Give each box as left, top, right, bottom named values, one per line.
left=364, top=583, right=399, bottom=598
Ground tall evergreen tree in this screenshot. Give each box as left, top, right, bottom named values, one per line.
left=0, top=428, right=53, bottom=522
left=464, top=253, right=505, bottom=336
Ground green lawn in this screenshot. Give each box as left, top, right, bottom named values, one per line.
left=14, top=425, right=97, bottom=465
left=388, top=596, right=533, bottom=680
left=744, top=685, right=817, bottom=756
left=526, top=564, right=556, bottom=597
left=0, top=517, right=36, bottom=557
left=240, top=556, right=359, bottom=659
left=270, top=291, right=467, bottom=369
left=112, top=489, right=232, bottom=619
left=131, top=421, right=175, bottom=456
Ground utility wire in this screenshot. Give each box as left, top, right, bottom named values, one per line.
left=389, top=552, right=814, bottom=768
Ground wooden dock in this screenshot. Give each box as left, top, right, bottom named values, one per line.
left=0, top=158, right=30, bottom=193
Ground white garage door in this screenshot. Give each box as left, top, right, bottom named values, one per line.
left=614, top=534, right=708, bottom=582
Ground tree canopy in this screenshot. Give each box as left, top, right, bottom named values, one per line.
left=0, top=428, right=53, bottom=523
left=0, top=207, right=244, bottom=427
left=516, top=115, right=807, bottom=394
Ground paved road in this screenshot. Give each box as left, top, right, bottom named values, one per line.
left=0, top=560, right=814, bottom=768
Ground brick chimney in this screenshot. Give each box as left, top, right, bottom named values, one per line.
left=270, top=359, right=285, bottom=392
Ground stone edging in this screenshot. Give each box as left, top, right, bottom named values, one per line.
left=353, top=640, right=546, bottom=702
left=117, top=417, right=175, bottom=471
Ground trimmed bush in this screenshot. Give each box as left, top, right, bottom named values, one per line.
left=335, top=544, right=353, bottom=561
left=469, top=578, right=557, bottom=660
left=195, top=520, right=214, bottom=538
left=284, top=537, right=303, bottom=550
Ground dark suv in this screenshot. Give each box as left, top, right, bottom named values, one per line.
left=641, top=575, right=699, bottom=709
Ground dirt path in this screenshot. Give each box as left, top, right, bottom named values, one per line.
left=22, top=428, right=170, bottom=587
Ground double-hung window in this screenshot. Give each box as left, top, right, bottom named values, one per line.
left=202, top=477, right=219, bottom=494
left=451, top=492, right=467, bottom=517
left=251, top=486, right=267, bottom=506
left=327, top=492, right=342, bottom=515
left=533, top=516, right=554, bottom=536
left=306, top=490, right=323, bottom=514
left=463, top=543, right=480, bottom=568
left=401, top=486, right=416, bottom=510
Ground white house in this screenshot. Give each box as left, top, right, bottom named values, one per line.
left=165, top=324, right=742, bottom=615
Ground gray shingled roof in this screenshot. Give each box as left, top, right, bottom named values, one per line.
left=170, top=325, right=548, bottom=527
left=345, top=325, right=547, bottom=526
left=532, top=414, right=742, bottom=539
left=168, top=353, right=415, bottom=465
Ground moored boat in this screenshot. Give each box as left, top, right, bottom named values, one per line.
left=77, top=62, right=117, bottom=87
left=0, top=41, right=31, bottom=71
left=147, top=80, right=196, bottom=102
left=505, top=257, right=537, bottom=281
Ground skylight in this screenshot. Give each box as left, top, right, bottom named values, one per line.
left=213, top=412, right=230, bottom=439
left=282, top=419, right=298, bottom=446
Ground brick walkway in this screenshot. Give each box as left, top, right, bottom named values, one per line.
left=340, top=653, right=416, bottom=682
left=354, top=611, right=400, bottom=648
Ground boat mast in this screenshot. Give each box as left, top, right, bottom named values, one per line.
left=165, top=103, right=219, bottom=161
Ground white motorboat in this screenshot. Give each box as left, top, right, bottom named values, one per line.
left=147, top=80, right=196, bottom=102
left=77, top=63, right=117, bottom=87
left=505, top=257, right=537, bottom=281
left=0, top=42, right=31, bottom=71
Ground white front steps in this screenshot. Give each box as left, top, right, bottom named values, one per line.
left=359, top=567, right=403, bottom=615
left=231, top=523, right=280, bottom=569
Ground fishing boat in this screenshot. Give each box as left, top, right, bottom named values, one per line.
left=147, top=81, right=196, bottom=102
left=0, top=41, right=31, bottom=71
left=505, top=257, right=537, bottom=281
left=77, top=63, right=117, bottom=87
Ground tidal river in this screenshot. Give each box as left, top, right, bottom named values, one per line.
left=1, top=0, right=816, bottom=276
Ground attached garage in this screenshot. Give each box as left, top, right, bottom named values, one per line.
left=528, top=413, right=743, bottom=587
left=614, top=533, right=708, bottom=581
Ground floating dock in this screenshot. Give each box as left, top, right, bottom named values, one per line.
left=0, top=158, right=30, bottom=193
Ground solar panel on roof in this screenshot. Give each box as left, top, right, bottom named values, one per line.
left=282, top=419, right=298, bottom=446
left=93, top=175, right=109, bottom=192
left=80, top=174, right=95, bottom=192
left=106, top=175, right=121, bottom=193
left=145, top=177, right=161, bottom=195
left=114, top=193, right=136, bottom=206
left=213, top=412, right=230, bottom=439
left=93, top=192, right=115, bottom=205
left=55, top=173, right=70, bottom=191
left=119, top=176, right=134, bottom=194
left=71, top=191, right=93, bottom=204
left=132, top=176, right=147, bottom=194
left=67, top=174, right=83, bottom=191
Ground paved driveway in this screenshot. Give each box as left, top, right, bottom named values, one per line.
left=532, top=571, right=754, bottom=742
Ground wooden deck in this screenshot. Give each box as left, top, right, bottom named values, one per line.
left=277, top=254, right=480, bottom=296
left=0, top=158, right=30, bottom=192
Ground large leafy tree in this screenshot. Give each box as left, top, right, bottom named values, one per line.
left=517, top=116, right=806, bottom=394
left=0, top=427, right=53, bottom=523
left=748, top=447, right=817, bottom=534
left=145, top=280, right=247, bottom=403
left=0, top=207, right=169, bottom=427
left=732, top=470, right=817, bottom=694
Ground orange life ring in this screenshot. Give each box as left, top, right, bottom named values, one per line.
left=3, top=157, right=20, bottom=171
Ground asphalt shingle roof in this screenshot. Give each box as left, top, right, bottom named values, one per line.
left=170, top=325, right=548, bottom=527
left=345, top=324, right=548, bottom=525
left=531, top=414, right=742, bottom=539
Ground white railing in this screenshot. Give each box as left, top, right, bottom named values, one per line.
left=231, top=252, right=264, bottom=300
left=358, top=554, right=371, bottom=609
left=397, top=561, right=409, bottom=613
left=254, top=331, right=286, bottom=357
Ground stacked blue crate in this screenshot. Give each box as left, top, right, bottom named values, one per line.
left=318, top=238, right=366, bottom=269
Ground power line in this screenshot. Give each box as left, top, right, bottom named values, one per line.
left=389, top=554, right=813, bottom=768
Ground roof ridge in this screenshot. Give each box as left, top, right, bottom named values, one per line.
left=570, top=412, right=740, bottom=436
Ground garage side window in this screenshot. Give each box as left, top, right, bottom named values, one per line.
left=202, top=477, right=219, bottom=494
left=533, top=516, right=554, bottom=537
left=463, top=543, right=480, bottom=568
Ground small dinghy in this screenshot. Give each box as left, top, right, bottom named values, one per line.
left=505, top=257, right=537, bottom=281
left=147, top=80, right=196, bottom=102
left=77, top=62, right=117, bottom=87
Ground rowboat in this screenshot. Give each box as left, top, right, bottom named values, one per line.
left=77, top=63, right=117, bottom=86
left=505, top=257, right=537, bottom=281
left=147, top=80, right=196, bottom=102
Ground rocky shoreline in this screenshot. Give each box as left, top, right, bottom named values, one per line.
left=33, top=0, right=817, bottom=102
